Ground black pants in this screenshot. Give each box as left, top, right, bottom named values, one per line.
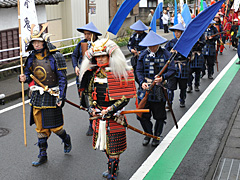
left=188, top=68, right=201, bottom=87
left=137, top=101, right=166, bottom=136
left=163, top=24, right=169, bottom=33
left=204, top=55, right=215, bottom=76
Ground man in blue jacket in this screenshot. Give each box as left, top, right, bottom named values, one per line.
left=71, top=22, right=102, bottom=136
left=136, top=31, right=176, bottom=147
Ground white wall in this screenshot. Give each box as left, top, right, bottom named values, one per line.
left=0, top=5, right=46, bottom=31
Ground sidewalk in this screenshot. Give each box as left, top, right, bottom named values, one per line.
left=0, top=29, right=172, bottom=103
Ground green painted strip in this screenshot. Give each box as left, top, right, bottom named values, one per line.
left=144, top=61, right=240, bottom=180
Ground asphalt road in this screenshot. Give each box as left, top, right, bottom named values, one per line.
left=0, top=45, right=237, bottom=180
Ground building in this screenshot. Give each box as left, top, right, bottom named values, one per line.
left=0, top=0, right=63, bottom=61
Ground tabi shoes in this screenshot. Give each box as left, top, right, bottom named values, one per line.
left=180, top=101, right=185, bottom=108
left=142, top=136, right=151, bottom=146
left=152, top=139, right=160, bottom=147
left=194, top=86, right=199, bottom=91
left=208, top=74, right=213, bottom=79
left=186, top=86, right=192, bottom=93
left=64, top=134, right=72, bottom=153
left=32, top=156, right=47, bottom=167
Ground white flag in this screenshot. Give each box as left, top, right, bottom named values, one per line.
left=233, top=0, right=240, bottom=12
left=20, top=0, right=38, bottom=56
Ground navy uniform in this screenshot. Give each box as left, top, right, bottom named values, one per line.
left=187, top=34, right=205, bottom=92
left=136, top=31, right=176, bottom=147
left=79, top=38, right=136, bottom=180
left=165, top=23, right=189, bottom=107
left=202, top=20, right=219, bottom=79
left=19, top=24, right=71, bottom=166
left=127, top=20, right=148, bottom=84
left=71, top=22, right=102, bottom=136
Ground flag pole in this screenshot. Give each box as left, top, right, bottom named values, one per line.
left=17, top=0, right=27, bottom=147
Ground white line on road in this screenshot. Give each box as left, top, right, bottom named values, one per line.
left=130, top=54, right=238, bottom=180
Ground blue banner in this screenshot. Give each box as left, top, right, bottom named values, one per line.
left=107, top=0, right=140, bottom=35
left=173, top=0, right=226, bottom=57
left=150, top=2, right=163, bottom=32
left=181, top=4, right=192, bottom=26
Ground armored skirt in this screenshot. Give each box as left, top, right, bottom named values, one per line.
left=92, top=116, right=127, bottom=156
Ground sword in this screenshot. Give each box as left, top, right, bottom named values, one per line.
left=161, top=86, right=178, bottom=129
left=30, top=74, right=59, bottom=97
left=67, top=99, right=158, bottom=140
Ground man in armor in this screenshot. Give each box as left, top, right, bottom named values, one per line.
left=72, top=22, right=102, bottom=136
left=136, top=31, right=175, bottom=147
left=79, top=37, right=136, bottom=180
left=165, top=23, right=189, bottom=108
left=187, top=35, right=205, bottom=93
left=19, top=23, right=71, bottom=166
left=202, top=20, right=219, bottom=79
left=230, top=19, right=239, bottom=50
left=127, top=20, right=148, bottom=85
left=214, top=14, right=224, bottom=55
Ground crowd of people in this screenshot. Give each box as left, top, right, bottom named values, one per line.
left=18, top=4, right=240, bottom=180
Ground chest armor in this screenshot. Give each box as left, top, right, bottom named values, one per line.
left=174, top=54, right=189, bottom=79
left=32, top=57, right=58, bottom=87
left=143, top=54, right=165, bottom=80
left=93, top=77, right=114, bottom=107
left=139, top=53, right=165, bottom=102
left=190, top=53, right=204, bottom=68
left=202, top=29, right=216, bottom=56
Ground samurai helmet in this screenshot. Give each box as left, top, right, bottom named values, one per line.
left=24, top=23, right=54, bottom=51
left=85, top=32, right=118, bottom=59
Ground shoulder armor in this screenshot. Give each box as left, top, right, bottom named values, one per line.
left=52, top=52, right=67, bottom=70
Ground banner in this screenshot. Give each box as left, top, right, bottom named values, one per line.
left=107, top=0, right=140, bottom=35
left=173, top=0, right=226, bottom=57
left=20, top=0, right=38, bottom=56
left=150, top=0, right=163, bottom=32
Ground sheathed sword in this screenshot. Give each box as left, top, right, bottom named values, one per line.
left=66, top=99, right=159, bottom=140
left=161, top=85, right=178, bottom=129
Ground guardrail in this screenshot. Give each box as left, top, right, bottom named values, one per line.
left=0, top=36, right=83, bottom=73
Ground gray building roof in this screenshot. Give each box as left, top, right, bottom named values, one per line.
left=0, top=0, right=63, bottom=8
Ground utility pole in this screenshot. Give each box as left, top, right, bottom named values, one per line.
left=86, top=0, right=89, bottom=24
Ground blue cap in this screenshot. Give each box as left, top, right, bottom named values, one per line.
left=210, top=20, right=216, bottom=24
left=77, top=22, right=102, bottom=36
left=130, top=20, right=148, bottom=31
left=169, top=23, right=185, bottom=32
left=139, top=31, right=167, bottom=46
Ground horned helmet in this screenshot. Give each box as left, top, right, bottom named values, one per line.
left=24, top=23, right=56, bottom=52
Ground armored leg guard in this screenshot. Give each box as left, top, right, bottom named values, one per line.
left=56, top=129, right=72, bottom=153
left=107, top=158, right=119, bottom=180
left=32, top=137, right=48, bottom=167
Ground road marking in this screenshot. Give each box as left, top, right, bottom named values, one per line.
left=130, top=54, right=239, bottom=180
left=0, top=81, right=76, bottom=115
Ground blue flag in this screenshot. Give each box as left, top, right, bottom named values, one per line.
left=107, top=0, right=140, bottom=35
left=150, top=2, right=163, bottom=32
left=174, top=0, right=178, bottom=25
left=173, top=0, right=226, bottom=57
left=203, top=1, right=208, bottom=10
left=181, top=4, right=192, bottom=26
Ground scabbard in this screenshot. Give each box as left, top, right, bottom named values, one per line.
left=162, top=86, right=178, bottom=129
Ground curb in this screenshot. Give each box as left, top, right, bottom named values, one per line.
left=205, top=97, right=240, bottom=180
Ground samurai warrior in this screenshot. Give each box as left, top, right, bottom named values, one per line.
left=127, top=20, right=148, bottom=85
left=72, top=22, right=102, bottom=136
left=79, top=36, right=137, bottom=180
left=19, top=23, right=71, bottom=166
